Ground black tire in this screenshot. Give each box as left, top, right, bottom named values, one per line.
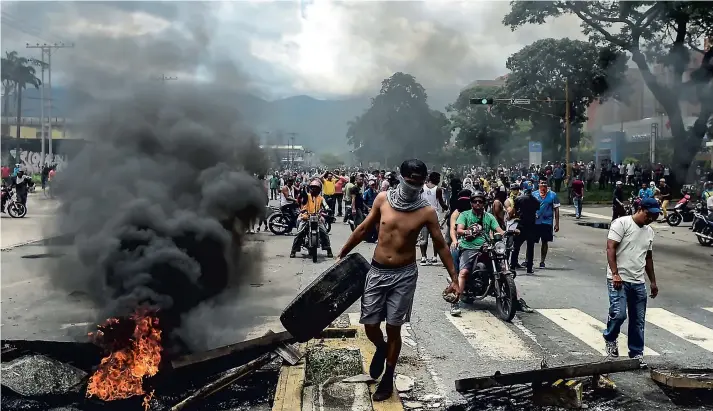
left=325, top=221, right=332, bottom=233
left=495, top=274, right=517, bottom=322
left=280, top=253, right=371, bottom=342
left=697, top=232, right=713, bottom=246
left=8, top=202, right=26, bottom=218
left=268, top=214, right=290, bottom=235
left=666, top=213, right=682, bottom=227
left=310, top=246, right=318, bottom=263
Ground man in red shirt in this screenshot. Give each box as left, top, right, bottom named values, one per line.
left=333, top=169, right=348, bottom=217
left=1, top=165, right=10, bottom=186
left=571, top=176, right=585, bottom=218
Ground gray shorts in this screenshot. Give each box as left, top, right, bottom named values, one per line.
left=458, top=248, right=478, bottom=273
left=360, top=262, right=418, bottom=326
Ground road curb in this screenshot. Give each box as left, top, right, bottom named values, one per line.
left=0, top=233, right=73, bottom=252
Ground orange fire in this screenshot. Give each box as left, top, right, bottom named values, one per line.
left=86, top=310, right=162, bottom=404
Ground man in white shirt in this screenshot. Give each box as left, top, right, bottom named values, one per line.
left=603, top=198, right=660, bottom=367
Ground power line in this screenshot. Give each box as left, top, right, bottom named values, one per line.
left=153, top=74, right=178, bottom=83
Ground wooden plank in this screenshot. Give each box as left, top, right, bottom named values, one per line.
left=171, top=331, right=293, bottom=370
left=455, top=359, right=640, bottom=392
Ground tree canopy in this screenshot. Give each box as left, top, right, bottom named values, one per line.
left=447, top=85, right=516, bottom=165
left=504, top=1, right=713, bottom=180
left=346, top=72, right=451, bottom=166
left=503, top=37, right=629, bottom=160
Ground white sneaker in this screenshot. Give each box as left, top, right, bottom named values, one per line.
left=632, top=354, right=647, bottom=368
left=450, top=303, right=461, bottom=316
left=605, top=340, right=619, bottom=358
left=429, top=256, right=439, bottom=265
left=419, top=257, right=429, bottom=266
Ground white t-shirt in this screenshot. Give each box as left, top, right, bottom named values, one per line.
left=707, top=195, right=713, bottom=212
left=607, top=216, right=654, bottom=284
left=627, top=163, right=635, bottom=176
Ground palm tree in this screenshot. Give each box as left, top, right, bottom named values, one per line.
left=1, top=51, right=42, bottom=161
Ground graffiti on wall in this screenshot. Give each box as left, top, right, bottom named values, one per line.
left=15, top=150, right=68, bottom=174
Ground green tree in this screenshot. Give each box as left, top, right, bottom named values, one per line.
left=346, top=72, right=451, bottom=166
left=503, top=1, right=713, bottom=181
left=447, top=85, right=515, bottom=165
left=319, top=152, right=345, bottom=169
left=502, top=38, right=628, bottom=161
left=1, top=51, right=42, bottom=155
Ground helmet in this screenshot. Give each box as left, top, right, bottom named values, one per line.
left=470, top=190, right=486, bottom=201
left=309, top=179, right=321, bottom=188
left=510, top=183, right=519, bottom=190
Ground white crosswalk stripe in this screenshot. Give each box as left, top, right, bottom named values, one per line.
left=537, top=308, right=659, bottom=356
left=243, top=307, right=713, bottom=360
left=444, top=311, right=535, bottom=361
left=646, top=308, right=713, bottom=353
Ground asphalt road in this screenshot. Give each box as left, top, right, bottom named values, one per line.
left=2, top=196, right=712, bottom=410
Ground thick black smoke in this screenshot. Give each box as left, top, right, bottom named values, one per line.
left=50, top=84, right=268, bottom=354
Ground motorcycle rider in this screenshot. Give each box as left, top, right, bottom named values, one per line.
left=451, top=190, right=504, bottom=316
left=279, top=178, right=299, bottom=231
left=11, top=169, right=33, bottom=206
left=612, top=181, right=626, bottom=221
left=290, top=179, right=333, bottom=258
left=703, top=181, right=713, bottom=202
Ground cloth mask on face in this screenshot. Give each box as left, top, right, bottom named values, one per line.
left=386, top=176, right=430, bottom=212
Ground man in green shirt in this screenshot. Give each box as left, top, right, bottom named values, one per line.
left=452, top=190, right=503, bottom=315
left=269, top=174, right=280, bottom=200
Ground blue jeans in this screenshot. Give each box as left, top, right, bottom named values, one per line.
left=451, top=247, right=460, bottom=272
left=603, top=279, right=648, bottom=357
left=573, top=196, right=583, bottom=217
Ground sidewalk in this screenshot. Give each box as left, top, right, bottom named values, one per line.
left=0, top=194, right=61, bottom=250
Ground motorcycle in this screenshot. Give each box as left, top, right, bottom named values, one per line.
left=1, top=188, right=27, bottom=218
left=299, top=211, right=325, bottom=263
left=666, top=194, right=702, bottom=226
left=460, top=231, right=518, bottom=322
left=627, top=192, right=639, bottom=216
left=269, top=205, right=334, bottom=235
left=691, top=211, right=713, bottom=246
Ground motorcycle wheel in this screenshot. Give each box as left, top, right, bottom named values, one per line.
left=495, top=274, right=517, bottom=322
left=268, top=214, right=290, bottom=235
left=311, top=246, right=318, bottom=263
left=697, top=231, right=713, bottom=246
left=8, top=202, right=27, bottom=218
left=666, top=213, right=682, bottom=227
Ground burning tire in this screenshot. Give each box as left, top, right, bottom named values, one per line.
left=280, top=253, right=371, bottom=342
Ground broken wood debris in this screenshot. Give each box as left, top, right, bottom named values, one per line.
left=651, top=369, right=713, bottom=390
left=532, top=378, right=583, bottom=408
left=170, top=330, right=294, bottom=370
left=455, top=359, right=640, bottom=392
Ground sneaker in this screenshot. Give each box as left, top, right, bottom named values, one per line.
left=605, top=340, right=619, bottom=358
left=429, top=256, right=439, bottom=265
left=539, top=262, right=546, bottom=269
left=512, top=262, right=523, bottom=269
left=632, top=354, right=647, bottom=368
left=526, top=269, right=535, bottom=275
left=518, top=298, right=534, bottom=313
left=419, top=257, right=429, bottom=266
left=450, top=303, right=461, bottom=316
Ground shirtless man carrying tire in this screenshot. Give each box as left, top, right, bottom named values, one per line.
left=337, top=159, right=460, bottom=401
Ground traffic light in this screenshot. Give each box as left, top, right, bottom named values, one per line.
left=469, top=98, right=493, bottom=105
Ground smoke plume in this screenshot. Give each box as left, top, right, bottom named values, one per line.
left=36, top=2, right=270, bottom=354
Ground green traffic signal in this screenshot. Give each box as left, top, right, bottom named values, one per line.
left=469, top=98, right=493, bottom=105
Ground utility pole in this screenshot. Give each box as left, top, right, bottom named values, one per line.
left=565, top=79, right=571, bottom=180
left=29, top=57, right=48, bottom=168
left=287, top=132, right=297, bottom=169
left=27, top=42, right=74, bottom=164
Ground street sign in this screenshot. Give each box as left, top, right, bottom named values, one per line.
left=512, top=99, right=531, bottom=105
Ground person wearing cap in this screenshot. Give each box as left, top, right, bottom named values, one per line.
left=604, top=197, right=660, bottom=367
left=532, top=180, right=560, bottom=268
left=657, top=178, right=671, bottom=220
left=290, top=179, right=333, bottom=258
left=570, top=174, right=585, bottom=219
left=612, top=181, right=626, bottom=221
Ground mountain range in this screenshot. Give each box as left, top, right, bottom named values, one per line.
left=15, top=86, right=459, bottom=155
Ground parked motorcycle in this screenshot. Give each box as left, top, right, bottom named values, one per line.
left=1, top=188, right=27, bottom=218
left=267, top=206, right=299, bottom=235
left=692, top=212, right=713, bottom=246
left=460, top=231, right=518, bottom=322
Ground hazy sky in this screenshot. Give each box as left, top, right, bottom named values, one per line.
left=1, top=1, right=586, bottom=101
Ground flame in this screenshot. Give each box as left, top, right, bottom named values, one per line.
left=86, top=310, right=162, bottom=403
